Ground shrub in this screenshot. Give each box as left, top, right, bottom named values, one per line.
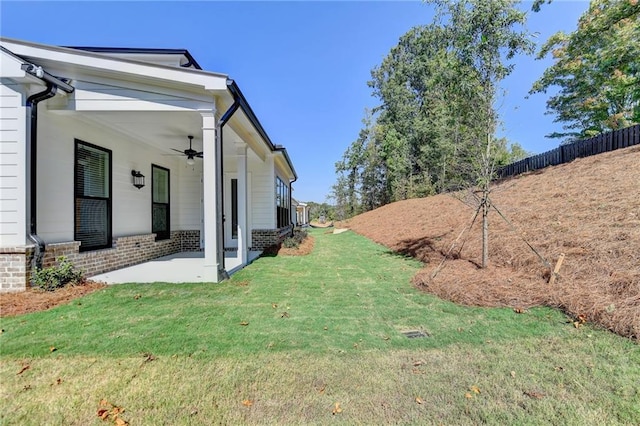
left=282, top=230, right=308, bottom=249
left=32, top=256, right=84, bottom=291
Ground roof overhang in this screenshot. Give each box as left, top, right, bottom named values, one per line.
left=0, top=37, right=227, bottom=92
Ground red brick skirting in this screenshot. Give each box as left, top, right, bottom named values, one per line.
left=0, top=230, right=200, bottom=292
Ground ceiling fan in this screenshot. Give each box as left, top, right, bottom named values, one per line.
left=171, top=135, right=203, bottom=165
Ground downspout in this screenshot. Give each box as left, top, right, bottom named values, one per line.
left=216, top=94, right=240, bottom=280
left=20, top=61, right=74, bottom=277
left=26, top=83, right=57, bottom=272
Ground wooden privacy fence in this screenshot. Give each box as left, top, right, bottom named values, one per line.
left=498, top=124, right=640, bottom=178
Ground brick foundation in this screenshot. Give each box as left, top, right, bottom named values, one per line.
left=0, top=230, right=201, bottom=292
left=250, top=225, right=293, bottom=251
left=0, top=247, right=34, bottom=292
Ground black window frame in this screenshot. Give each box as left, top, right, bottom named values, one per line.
left=276, top=176, right=290, bottom=228
left=231, top=178, right=238, bottom=239
left=151, top=164, right=171, bottom=241
left=74, top=139, right=112, bottom=252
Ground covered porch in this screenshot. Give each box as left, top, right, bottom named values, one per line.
left=90, top=250, right=262, bottom=284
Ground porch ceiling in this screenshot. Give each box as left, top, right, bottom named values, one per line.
left=71, top=110, right=251, bottom=158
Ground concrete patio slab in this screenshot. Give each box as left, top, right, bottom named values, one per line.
left=89, top=251, right=257, bottom=284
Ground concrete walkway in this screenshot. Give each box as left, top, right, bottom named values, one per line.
left=90, top=251, right=249, bottom=284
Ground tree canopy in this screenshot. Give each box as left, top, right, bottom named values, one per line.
left=332, top=0, right=533, bottom=217
left=530, top=0, right=640, bottom=140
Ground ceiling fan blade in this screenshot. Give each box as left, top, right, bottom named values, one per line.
left=170, top=148, right=185, bottom=154
left=195, top=152, right=204, bottom=158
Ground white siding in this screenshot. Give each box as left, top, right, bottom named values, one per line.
left=0, top=82, right=27, bottom=247
left=175, top=161, right=203, bottom=231
left=36, top=108, right=201, bottom=244
left=250, top=154, right=275, bottom=229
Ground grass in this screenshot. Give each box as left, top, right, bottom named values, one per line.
left=1, top=229, right=638, bottom=425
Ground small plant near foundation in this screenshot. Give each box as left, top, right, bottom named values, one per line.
left=32, top=256, right=84, bottom=291
left=282, top=230, right=308, bottom=249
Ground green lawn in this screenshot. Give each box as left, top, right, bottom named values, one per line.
left=1, top=229, right=638, bottom=425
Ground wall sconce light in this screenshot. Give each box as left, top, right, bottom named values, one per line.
left=131, top=170, right=145, bottom=189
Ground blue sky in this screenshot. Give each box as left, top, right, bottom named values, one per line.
left=0, top=1, right=589, bottom=202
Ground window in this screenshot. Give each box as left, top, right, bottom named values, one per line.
left=276, top=177, right=290, bottom=228
left=152, top=165, right=170, bottom=240
left=75, top=140, right=112, bottom=251
left=231, top=178, right=238, bottom=239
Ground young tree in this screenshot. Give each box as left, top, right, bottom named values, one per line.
left=426, top=0, right=535, bottom=267
left=530, top=0, right=640, bottom=140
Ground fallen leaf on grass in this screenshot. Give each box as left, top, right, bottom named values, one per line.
left=464, top=393, right=473, bottom=399
left=142, top=353, right=157, bottom=363
left=17, top=364, right=30, bottom=375
left=510, top=371, right=516, bottom=378
left=570, top=314, right=587, bottom=328
left=513, top=307, right=527, bottom=314
left=272, top=303, right=278, bottom=309
left=97, top=399, right=128, bottom=424
left=470, top=385, right=481, bottom=394
left=134, top=294, right=141, bottom=300
left=332, top=402, right=343, bottom=415
left=524, top=391, right=545, bottom=399
left=240, top=321, right=249, bottom=326
left=413, top=360, right=425, bottom=367
left=415, top=397, right=423, bottom=404
left=97, top=409, right=110, bottom=420
left=242, top=399, right=253, bottom=407
left=49, top=346, right=57, bottom=352
left=281, top=311, right=290, bottom=318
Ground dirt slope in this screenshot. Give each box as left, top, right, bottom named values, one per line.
left=343, top=145, right=640, bottom=340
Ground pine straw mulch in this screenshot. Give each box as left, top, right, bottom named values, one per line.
left=265, top=235, right=315, bottom=256
left=0, top=281, right=107, bottom=317
left=343, top=145, right=640, bottom=341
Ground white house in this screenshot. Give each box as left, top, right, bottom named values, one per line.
left=293, top=198, right=309, bottom=226
left=0, top=37, right=297, bottom=291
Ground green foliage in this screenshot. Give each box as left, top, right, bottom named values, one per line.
left=530, top=0, right=640, bottom=140
left=333, top=0, right=535, bottom=218
left=305, top=201, right=335, bottom=222
left=32, top=256, right=84, bottom=291
left=282, top=229, right=308, bottom=249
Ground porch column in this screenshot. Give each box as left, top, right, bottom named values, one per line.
left=201, top=111, right=221, bottom=282
left=236, top=142, right=248, bottom=265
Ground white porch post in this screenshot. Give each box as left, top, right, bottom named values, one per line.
left=201, top=111, right=220, bottom=281
left=236, top=142, right=248, bottom=265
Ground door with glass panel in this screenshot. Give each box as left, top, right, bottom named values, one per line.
left=152, top=165, right=170, bottom=240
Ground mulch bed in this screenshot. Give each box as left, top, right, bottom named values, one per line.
left=0, top=281, right=106, bottom=317
left=267, top=235, right=315, bottom=256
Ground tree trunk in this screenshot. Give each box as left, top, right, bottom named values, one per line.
left=482, top=132, right=492, bottom=269
left=482, top=192, right=489, bottom=268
